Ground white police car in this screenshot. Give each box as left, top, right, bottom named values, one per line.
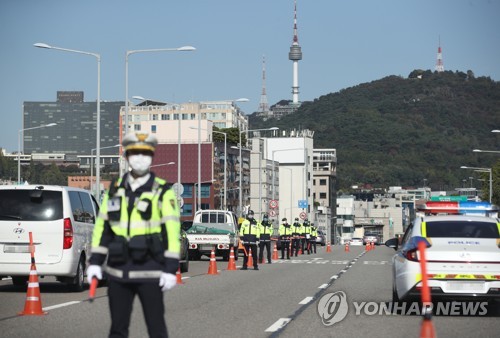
left=386, top=201, right=500, bottom=302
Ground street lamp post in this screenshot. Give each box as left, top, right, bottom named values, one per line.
left=34, top=42, right=101, bottom=196
left=190, top=127, right=227, bottom=210
left=473, top=149, right=500, bottom=154
left=18, top=123, right=57, bottom=184
left=460, top=166, right=492, bottom=203
left=271, top=148, right=303, bottom=220
left=150, top=161, right=175, bottom=168
left=282, top=167, right=293, bottom=221
left=124, top=46, right=195, bottom=174
left=239, top=127, right=279, bottom=217
left=250, top=151, right=262, bottom=218
left=91, top=144, right=120, bottom=197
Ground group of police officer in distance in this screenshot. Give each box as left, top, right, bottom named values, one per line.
left=239, top=210, right=319, bottom=270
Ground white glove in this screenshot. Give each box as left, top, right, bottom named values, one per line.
left=159, top=273, right=177, bottom=292
left=86, top=265, right=102, bottom=284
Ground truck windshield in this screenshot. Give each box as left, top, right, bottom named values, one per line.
left=187, top=222, right=235, bottom=235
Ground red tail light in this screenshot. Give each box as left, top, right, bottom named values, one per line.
left=63, top=218, right=73, bottom=249
left=405, top=249, right=419, bottom=262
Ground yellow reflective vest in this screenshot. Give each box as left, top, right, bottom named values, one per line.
left=89, top=173, right=180, bottom=282
left=240, top=219, right=260, bottom=243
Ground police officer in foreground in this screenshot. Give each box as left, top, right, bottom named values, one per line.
left=258, top=213, right=273, bottom=264
left=86, top=132, right=180, bottom=338
left=239, top=210, right=260, bottom=270
left=279, top=218, right=292, bottom=259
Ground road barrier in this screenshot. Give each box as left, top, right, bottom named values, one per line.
left=418, top=240, right=436, bottom=338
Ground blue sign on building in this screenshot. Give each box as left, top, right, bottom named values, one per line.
left=298, top=200, right=308, bottom=209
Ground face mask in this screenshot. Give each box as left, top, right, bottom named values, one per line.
left=127, top=154, right=152, bottom=176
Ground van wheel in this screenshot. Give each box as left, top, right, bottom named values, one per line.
left=68, top=258, right=85, bottom=292
left=12, top=276, right=28, bottom=287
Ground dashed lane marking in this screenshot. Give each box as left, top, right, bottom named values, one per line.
left=43, top=301, right=81, bottom=311
left=299, top=297, right=313, bottom=305
left=265, top=318, right=292, bottom=332
left=318, top=284, right=328, bottom=289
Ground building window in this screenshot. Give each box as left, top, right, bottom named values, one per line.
left=151, top=125, right=157, bottom=133
left=182, top=113, right=189, bottom=120
left=320, top=192, right=327, bottom=199
left=182, top=185, right=193, bottom=198
left=181, top=203, right=192, bottom=216
left=152, top=114, right=158, bottom=121
left=173, top=113, right=179, bottom=120
left=320, top=179, right=327, bottom=186
left=161, top=114, right=170, bottom=120
left=134, top=124, right=141, bottom=131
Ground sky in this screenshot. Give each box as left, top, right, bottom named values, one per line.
left=1, top=0, right=499, bottom=152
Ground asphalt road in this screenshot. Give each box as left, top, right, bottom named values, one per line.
left=0, top=245, right=499, bottom=338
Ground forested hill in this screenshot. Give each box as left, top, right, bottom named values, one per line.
left=249, top=70, right=500, bottom=191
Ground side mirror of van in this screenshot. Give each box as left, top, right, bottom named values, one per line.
left=385, top=238, right=399, bottom=251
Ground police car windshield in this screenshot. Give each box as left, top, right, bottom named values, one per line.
left=426, top=221, right=499, bottom=238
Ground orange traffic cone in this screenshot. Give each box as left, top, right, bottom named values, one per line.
left=227, top=247, right=237, bottom=271
left=272, top=242, right=279, bottom=260
left=247, top=247, right=254, bottom=267
left=365, top=243, right=370, bottom=251
left=207, top=248, right=219, bottom=275
left=176, top=267, right=184, bottom=284
left=345, top=242, right=349, bottom=252
left=326, top=241, right=332, bottom=253
left=371, top=242, right=375, bottom=250
left=19, top=263, right=47, bottom=316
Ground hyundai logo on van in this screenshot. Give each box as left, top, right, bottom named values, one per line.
left=13, top=228, right=25, bottom=234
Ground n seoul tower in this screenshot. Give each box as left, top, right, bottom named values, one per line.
left=289, top=0, right=302, bottom=106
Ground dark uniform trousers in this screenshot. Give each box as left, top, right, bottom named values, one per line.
left=243, top=242, right=258, bottom=268
left=108, top=279, right=167, bottom=338
left=310, top=236, right=317, bottom=253
left=302, top=228, right=311, bottom=254
left=292, top=235, right=301, bottom=256
left=280, top=236, right=290, bottom=259
left=258, top=233, right=272, bottom=263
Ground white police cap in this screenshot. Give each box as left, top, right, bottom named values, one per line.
left=122, top=132, right=157, bottom=153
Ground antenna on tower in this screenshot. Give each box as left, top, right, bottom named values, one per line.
left=435, top=36, right=444, bottom=72
left=257, top=55, right=270, bottom=115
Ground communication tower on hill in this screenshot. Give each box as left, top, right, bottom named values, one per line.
left=435, top=37, right=444, bottom=73
left=257, top=55, right=270, bottom=115
left=289, top=0, right=302, bottom=105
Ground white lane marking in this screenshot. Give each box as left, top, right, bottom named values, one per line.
left=299, top=297, right=313, bottom=305
left=265, top=318, right=292, bottom=332
left=181, top=276, right=190, bottom=280
left=43, top=301, right=81, bottom=311
left=331, top=275, right=338, bottom=280
left=318, top=284, right=328, bottom=289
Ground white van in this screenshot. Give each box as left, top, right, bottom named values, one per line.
left=0, top=185, right=99, bottom=291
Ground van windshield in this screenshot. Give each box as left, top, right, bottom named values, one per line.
left=426, top=221, right=499, bottom=238
left=0, top=190, right=63, bottom=221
